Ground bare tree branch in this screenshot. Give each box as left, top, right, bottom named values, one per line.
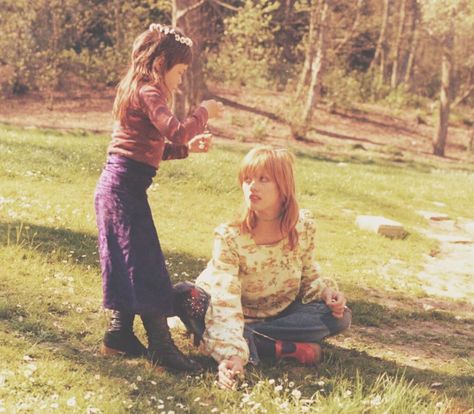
left=176, top=0, right=206, bottom=22
left=369, top=0, right=390, bottom=77
left=453, top=84, right=474, bottom=107
left=391, top=0, right=407, bottom=89
left=209, top=0, right=241, bottom=12
left=334, top=0, right=364, bottom=54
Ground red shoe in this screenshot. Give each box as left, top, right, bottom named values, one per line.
left=275, top=341, right=322, bottom=365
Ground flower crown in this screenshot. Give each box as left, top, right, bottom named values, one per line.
left=149, top=23, right=193, bottom=47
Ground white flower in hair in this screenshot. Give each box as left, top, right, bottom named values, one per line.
left=149, top=23, right=193, bottom=47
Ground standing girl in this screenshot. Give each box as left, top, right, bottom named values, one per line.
left=94, top=23, right=223, bottom=372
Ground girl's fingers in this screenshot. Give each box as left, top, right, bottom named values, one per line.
left=328, top=301, right=345, bottom=318
left=218, top=378, right=233, bottom=390
left=332, top=302, right=345, bottom=312
left=218, top=370, right=236, bottom=389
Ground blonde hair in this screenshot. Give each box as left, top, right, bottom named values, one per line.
left=113, top=26, right=192, bottom=124
left=237, top=145, right=299, bottom=250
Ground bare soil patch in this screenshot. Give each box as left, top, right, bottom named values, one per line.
left=1, top=85, right=473, bottom=165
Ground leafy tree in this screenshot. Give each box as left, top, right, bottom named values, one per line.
left=421, top=0, right=474, bottom=156
left=205, top=0, right=281, bottom=88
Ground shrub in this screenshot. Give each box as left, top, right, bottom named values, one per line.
left=205, top=0, right=281, bottom=89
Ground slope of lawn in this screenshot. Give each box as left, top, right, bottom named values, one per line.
left=0, top=124, right=473, bottom=413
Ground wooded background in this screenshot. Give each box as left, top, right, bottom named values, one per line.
left=1, top=0, right=473, bottom=156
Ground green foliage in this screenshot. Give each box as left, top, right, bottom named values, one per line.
left=324, top=68, right=370, bottom=106
left=205, top=0, right=281, bottom=88
left=381, top=86, right=430, bottom=110
left=0, top=1, right=37, bottom=94
left=0, top=0, right=170, bottom=95
left=1, top=0, right=473, bottom=112
left=251, top=118, right=269, bottom=142
left=59, top=47, right=128, bottom=87
left=324, top=67, right=433, bottom=111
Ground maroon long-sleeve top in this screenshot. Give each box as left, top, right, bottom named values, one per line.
left=108, top=84, right=208, bottom=168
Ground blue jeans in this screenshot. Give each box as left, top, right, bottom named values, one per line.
left=244, top=300, right=352, bottom=364
left=173, top=282, right=352, bottom=365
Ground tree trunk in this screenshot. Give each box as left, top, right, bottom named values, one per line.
left=278, top=0, right=297, bottom=63
left=47, top=0, right=63, bottom=110
left=391, top=0, right=407, bottom=89
left=433, top=15, right=455, bottom=157
left=172, top=0, right=208, bottom=120
left=114, top=0, right=123, bottom=52
left=334, top=0, right=364, bottom=54
left=295, top=0, right=320, bottom=100
left=403, top=0, right=419, bottom=87
left=300, top=0, right=330, bottom=136
left=369, top=0, right=390, bottom=82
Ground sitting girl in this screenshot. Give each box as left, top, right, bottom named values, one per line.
left=173, top=145, right=351, bottom=388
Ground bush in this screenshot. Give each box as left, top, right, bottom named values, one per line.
left=324, top=67, right=431, bottom=111
left=59, top=47, right=128, bottom=88
left=205, top=0, right=281, bottom=89
left=381, top=85, right=429, bottom=110
left=325, top=68, right=367, bottom=106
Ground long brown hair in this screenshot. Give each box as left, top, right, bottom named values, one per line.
left=237, top=145, right=300, bottom=250
left=113, top=26, right=192, bottom=124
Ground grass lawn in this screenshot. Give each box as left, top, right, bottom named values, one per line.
left=0, top=124, right=473, bottom=413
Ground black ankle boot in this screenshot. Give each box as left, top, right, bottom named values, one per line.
left=173, top=282, right=209, bottom=346
left=101, top=310, right=147, bottom=357
left=141, top=313, right=202, bottom=372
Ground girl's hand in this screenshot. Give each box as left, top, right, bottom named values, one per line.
left=188, top=132, right=213, bottom=153
left=201, top=99, right=224, bottom=119
left=321, top=287, right=346, bottom=319
left=217, top=356, right=245, bottom=390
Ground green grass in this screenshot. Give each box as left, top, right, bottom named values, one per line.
left=0, top=124, right=473, bottom=413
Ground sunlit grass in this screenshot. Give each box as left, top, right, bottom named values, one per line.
left=1, top=124, right=473, bottom=413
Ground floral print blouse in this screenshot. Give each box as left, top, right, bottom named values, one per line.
left=195, top=209, right=337, bottom=364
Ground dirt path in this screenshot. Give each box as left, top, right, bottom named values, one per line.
left=1, top=86, right=473, bottom=164
left=417, top=216, right=474, bottom=304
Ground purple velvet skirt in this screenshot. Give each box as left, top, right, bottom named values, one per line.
left=94, top=154, right=173, bottom=316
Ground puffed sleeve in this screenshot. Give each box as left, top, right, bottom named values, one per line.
left=198, top=225, right=250, bottom=364
left=298, top=210, right=338, bottom=303
left=138, top=85, right=208, bottom=145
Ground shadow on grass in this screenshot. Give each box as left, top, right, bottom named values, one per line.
left=1, top=220, right=473, bottom=407
left=0, top=220, right=205, bottom=279
left=3, top=219, right=473, bottom=328
left=218, top=138, right=442, bottom=174
left=292, top=145, right=439, bottom=173
left=2, top=220, right=472, bottom=322
left=0, top=121, right=109, bottom=137
left=318, top=345, right=473, bottom=403
left=254, top=348, right=474, bottom=408
left=1, top=305, right=472, bottom=408
left=0, top=314, right=211, bottom=402
left=349, top=300, right=474, bottom=326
